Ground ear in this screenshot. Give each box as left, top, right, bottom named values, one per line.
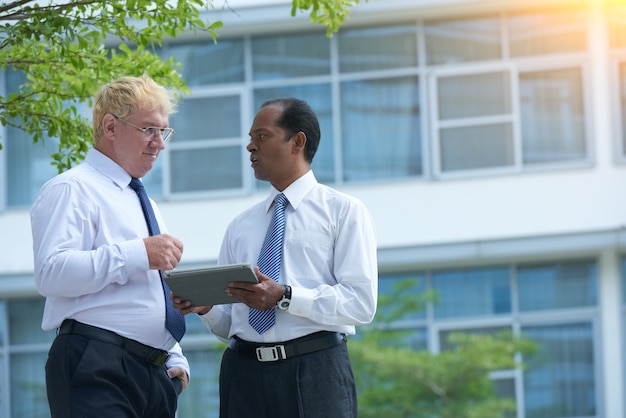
left=292, top=131, right=307, bottom=154
left=101, top=113, right=118, bottom=140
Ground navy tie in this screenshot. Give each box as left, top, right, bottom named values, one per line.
left=129, top=178, right=186, bottom=342
left=249, top=193, right=288, bottom=334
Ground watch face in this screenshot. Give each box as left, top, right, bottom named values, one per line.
left=278, top=299, right=290, bottom=310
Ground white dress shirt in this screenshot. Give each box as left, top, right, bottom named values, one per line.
left=201, top=170, right=378, bottom=343
left=30, top=148, right=188, bottom=372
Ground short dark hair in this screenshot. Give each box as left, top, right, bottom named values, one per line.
left=261, top=98, right=320, bottom=163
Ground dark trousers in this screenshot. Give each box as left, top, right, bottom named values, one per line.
left=219, top=340, right=357, bottom=418
left=45, top=333, right=182, bottom=418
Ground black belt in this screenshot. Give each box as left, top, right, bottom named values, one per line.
left=228, top=331, right=347, bottom=362
left=58, top=319, right=170, bottom=367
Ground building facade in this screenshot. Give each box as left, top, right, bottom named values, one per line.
left=0, top=0, right=625, bottom=416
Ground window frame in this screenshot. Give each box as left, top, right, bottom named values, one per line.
left=612, top=53, right=626, bottom=163
left=161, top=86, right=254, bottom=200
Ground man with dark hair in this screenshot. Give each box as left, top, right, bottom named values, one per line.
left=174, top=98, right=378, bottom=418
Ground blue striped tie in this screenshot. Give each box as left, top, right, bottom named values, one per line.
left=249, top=193, right=288, bottom=334
left=129, top=178, right=186, bottom=342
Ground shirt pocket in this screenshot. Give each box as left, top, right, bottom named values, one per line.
left=284, top=230, right=334, bottom=283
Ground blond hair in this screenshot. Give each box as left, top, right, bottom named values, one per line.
left=93, top=74, right=177, bottom=142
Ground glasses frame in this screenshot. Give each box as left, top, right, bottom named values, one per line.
left=112, top=114, right=175, bottom=144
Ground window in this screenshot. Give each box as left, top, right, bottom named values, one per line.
left=429, top=11, right=588, bottom=177
left=252, top=32, right=330, bottom=80
left=507, top=10, right=587, bottom=57
left=434, top=70, right=515, bottom=172
left=519, top=68, right=586, bottom=164
left=338, top=25, right=421, bottom=181
left=338, top=25, right=417, bottom=72
left=4, top=69, right=60, bottom=208
left=166, top=39, right=245, bottom=86
left=518, top=260, right=597, bottom=311
left=523, top=323, right=596, bottom=417
left=432, top=266, right=511, bottom=318
left=377, top=258, right=598, bottom=418
left=167, top=94, right=246, bottom=196
left=2, top=299, right=54, bottom=417
left=340, top=76, right=421, bottom=180
left=424, top=16, right=501, bottom=65
left=2, top=8, right=594, bottom=205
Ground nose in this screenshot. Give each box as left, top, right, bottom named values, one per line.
left=150, top=135, right=166, bottom=150
left=246, top=140, right=256, bottom=152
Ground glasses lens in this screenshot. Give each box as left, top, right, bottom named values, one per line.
left=144, top=127, right=157, bottom=138
left=162, top=129, right=174, bottom=143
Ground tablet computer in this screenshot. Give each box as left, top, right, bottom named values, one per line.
left=164, top=263, right=258, bottom=306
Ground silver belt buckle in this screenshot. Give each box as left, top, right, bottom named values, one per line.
left=256, top=345, right=286, bottom=362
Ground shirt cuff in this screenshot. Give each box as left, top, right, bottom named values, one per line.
left=119, top=238, right=150, bottom=275
left=287, top=286, right=315, bottom=319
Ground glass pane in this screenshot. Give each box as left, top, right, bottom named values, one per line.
left=9, top=299, right=55, bottom=345
left=620, top=62, right=626, bottom=157
left=508, top=11, right=586, bottom=57
left=177, top=348, right=222, bottom=417
left=493, top=377, right=516, bottom=398
left=518, top=261, right=597, bottom=311
left=607, top=7, right=626, bottom=48
left=5, top=69, right=59, bottom=208
left=439, top=326, right=511, bottom=351
left=520, top=68, right=586, bottom=164
left=341, top=76, right=421, bottom=181
left=253, top=84, right=334, bottom=184
left=623, top=257, right=626, bottom=304
left=0, top=352, right=3, bottom=415
left=438, top=71, right=511, bottom=120
left=440, top=123, right=515, bottom=172
left=381, top=327, right=428, bottom=351
left=252, top=33, right=330, bottom=80
left=170, top=146, right=243, bottom=192
left=11, top=352, right=50, bottom=418
left=164, top=39, right=245, bottom=86
left=493, top=377, right=517, bottom=418
left=377, top=273, right=426, bottom=321
left=6, top=127, right=59, bottom=207
left=425, top=16, right=501, bottom=65
left=0, top=301, right=4, bottom=344
left=523, top=323, right=596, bottom=418
left=432, top=266, right=511, bottom=318
left=171, top=95, right=241, bottom=142
left=338, top=25, right=417, bottom=72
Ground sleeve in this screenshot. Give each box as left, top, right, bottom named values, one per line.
left=288, top=200, right=379, bottom=326
left=166, top=342, right=191, bottom=377
left=31, top=182, right=148, bottom=297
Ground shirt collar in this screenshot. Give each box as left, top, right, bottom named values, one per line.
left=263, top=170, right=317, bottom=213
left=85, top=148, right=133, bottom=190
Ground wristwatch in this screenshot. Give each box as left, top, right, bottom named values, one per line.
left=277, top=285, right=292, bottom=310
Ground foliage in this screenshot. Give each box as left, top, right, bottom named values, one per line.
left=0, top=0, right=364, bottom=173
left=0, top=0, right=218, bottom=171
left=349, top=280, right=537, bottom=418
left=291, top=0, right=366, bottom=36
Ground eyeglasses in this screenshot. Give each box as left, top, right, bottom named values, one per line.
left=113, top=115, right=175, bottom=144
